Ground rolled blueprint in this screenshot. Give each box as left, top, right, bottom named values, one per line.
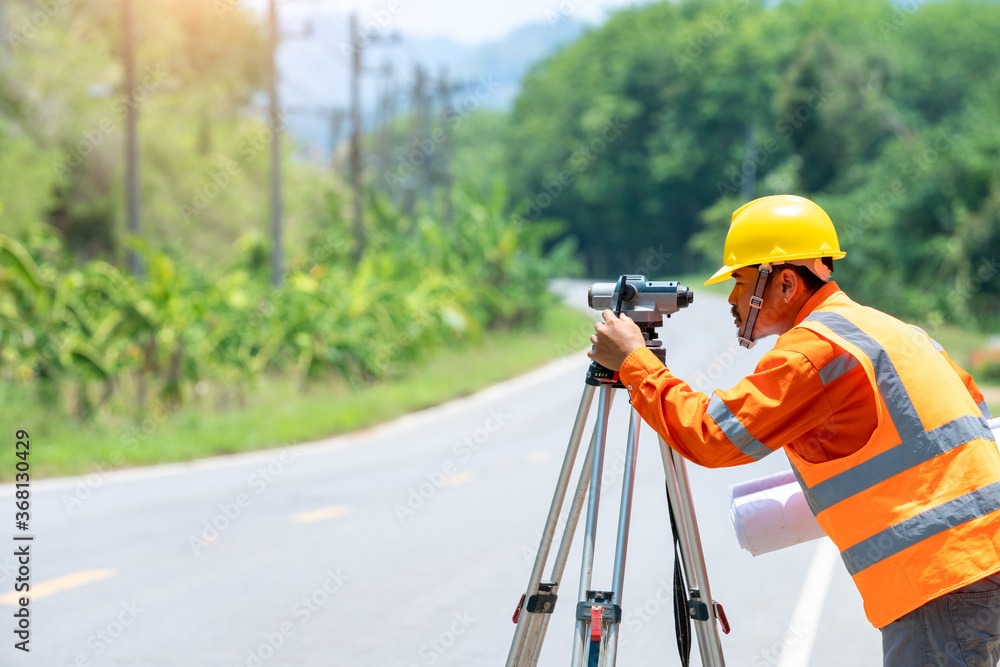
left=730, top=470, right=825, bottom=556
left=731, top=418, right=1000, bottom=556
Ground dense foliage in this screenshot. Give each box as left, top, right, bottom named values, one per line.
left=0, top=0, right=321, bottom=260
left=506, top=0, right=1000, bottom=327
left=3, top=0, right=999, bottom=421
left=0, top=188, right=578, bottom=417
left=0, top=0, right=578, bottom=419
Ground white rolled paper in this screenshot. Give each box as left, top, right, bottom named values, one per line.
left=731, top=418, right=1000, bottom=556
left=730, top=471, right=826, bottom=556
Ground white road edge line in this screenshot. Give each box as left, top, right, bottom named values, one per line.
left=3, top=351, right=591, bottom=494
left=776, top=539, right=840, bottom=667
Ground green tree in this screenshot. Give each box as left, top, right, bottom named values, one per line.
left=506, top=0, right=791, bottom=274
left=507, top=0, right=1000, bottom=330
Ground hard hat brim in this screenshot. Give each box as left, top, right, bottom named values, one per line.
left=704, top=265, right=737, bottom=286
left=704, top=250, right=846, bottom=286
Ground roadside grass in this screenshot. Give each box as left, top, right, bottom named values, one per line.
left=7, top=287, right=995, bottom=482
left=3, top=304, right=593, bottom=481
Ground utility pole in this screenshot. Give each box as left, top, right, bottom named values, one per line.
left=0, top=0, right=9, bottom=67
left=123, top=0, right=142, bottom=277
left=437, top=66, right=454, bottom=228
left=267, top=0, right=283, bottom=286
left=416, top=66, right=432, bottom=207
left=349, top=13, right=365, bottom=265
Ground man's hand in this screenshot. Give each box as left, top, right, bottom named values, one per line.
left=588, top=309, right=646, bottom=371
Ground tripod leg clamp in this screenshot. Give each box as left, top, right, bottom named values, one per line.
left=512, top=583, right=558, bottom=623
left=687, top=598, right=710, bottom=621
left=576, top=597, right=622, bottom=642
left=575, top=600, right=622, bottom=625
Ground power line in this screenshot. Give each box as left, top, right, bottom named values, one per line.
left=266, top=0, right=317, bottom=285
left=349, top=13, right=364, bottom=264
left=123, top=0, right=142, bottom=277
left=268, top=0, right=283, bottom=286
left=347, top=12, right=401, bottom=263
left=0, top=0, right=8, bottom=67
left=437, top=66, right=455, bottom=227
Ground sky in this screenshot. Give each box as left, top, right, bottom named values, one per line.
left=280, top=0, right=655, bottom=45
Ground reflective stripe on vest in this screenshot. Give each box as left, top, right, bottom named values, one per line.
left=839, top=480, right=1000, bottom=576
left=798, top=311, right=1000, bottom=575
left=807, top=312, right=925, bottom=442
left=794, top=414, right=994, bottom=516
left=707, top=394, right=773, bottom=461
left=787, top=295, right=1000, bottom=627
left=817, top=352, right=860, bottom=386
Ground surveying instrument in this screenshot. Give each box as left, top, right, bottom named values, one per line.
left=506, top=275, right=728, bottom=667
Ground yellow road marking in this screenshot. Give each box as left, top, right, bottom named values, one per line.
left=442, top=471, right=476, bottom=487
left=526, top=451, right=552, bottom=465
left=291, top=505, right=352, bottom=524
left=0, top=568, right=117, bottom=605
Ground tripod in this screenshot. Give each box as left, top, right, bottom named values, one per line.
left=506, top=355, right=728, bottom=667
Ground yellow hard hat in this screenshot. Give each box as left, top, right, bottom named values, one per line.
left=704, top=194, right=846, bottom=285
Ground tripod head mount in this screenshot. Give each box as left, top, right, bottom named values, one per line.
left=586, top=275, right=694, bottom=387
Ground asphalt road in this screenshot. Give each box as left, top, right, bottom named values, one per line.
left=0, top=281, right=882, bottom=667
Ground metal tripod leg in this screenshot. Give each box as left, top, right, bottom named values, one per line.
left=527, top=391, right=616, bottom=667
left=570, top=385, right=617, bottom=666
left=658, top=437, right=727, bottom=667
left=574, top=405, right=642, bottom=667
left=507, top=379, right=727, bottom=667
left=506, top=384, right=609, bottom=667
left=603, top=407, right=642, bottom=665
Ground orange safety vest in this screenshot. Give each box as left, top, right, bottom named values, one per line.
left=790, top=292, right=1000, bottom=627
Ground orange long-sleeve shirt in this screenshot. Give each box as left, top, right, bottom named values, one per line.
left=618, top=282, right=989, bottom=468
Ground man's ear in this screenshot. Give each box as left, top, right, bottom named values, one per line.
left=779, top=267, right=799, bottom=300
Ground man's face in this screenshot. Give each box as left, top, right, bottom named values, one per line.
left=729, top=267, right=756, bottom=332
left=728, top=266, right=785, bottom=339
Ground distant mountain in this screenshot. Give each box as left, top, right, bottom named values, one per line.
left=272, top=6, right=587, bottom=157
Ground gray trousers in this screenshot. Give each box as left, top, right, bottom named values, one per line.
left=881, top=573, right=1000, bottom=666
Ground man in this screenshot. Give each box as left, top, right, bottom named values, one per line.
left=588, top=194, right=1000, bottom=666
